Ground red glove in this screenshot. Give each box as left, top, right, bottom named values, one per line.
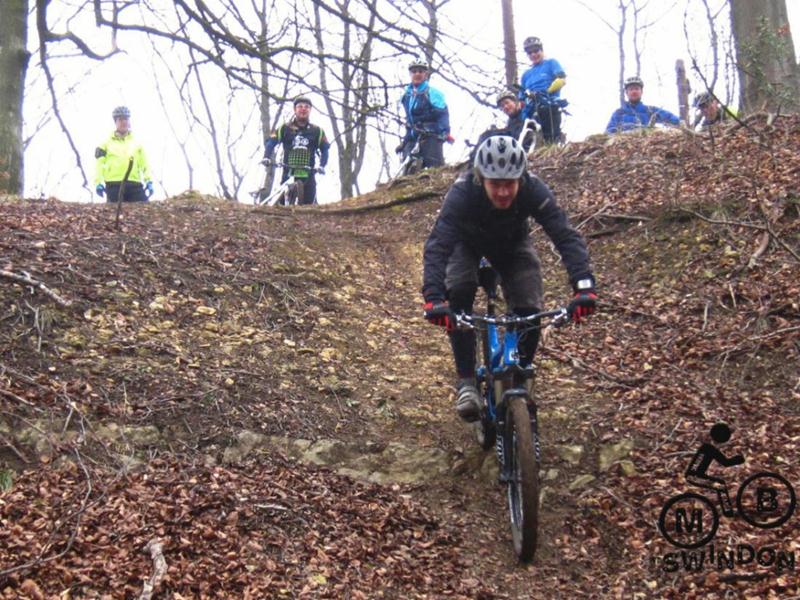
left=568, top=291, right=597, bottom=323
left=445, top=134, right=455, bottom=144
left=423, top=301, right=454, bottom=330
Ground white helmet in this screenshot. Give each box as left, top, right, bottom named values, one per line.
left=473, top=135, right=527, bottom=179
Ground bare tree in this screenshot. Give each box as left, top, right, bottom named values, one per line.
left=501, top=0, right=517, bottom=88
left=729, top=0, right=800, bottom=112
left=15, top=0, right=506, bottom=201
left=0, top=0, right=30, bottom=195
left=578, top=0, right=678, bottom=104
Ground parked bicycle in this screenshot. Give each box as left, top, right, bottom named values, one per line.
left=522, top=90, right=569, bottom=146
left=251, top=160, right=323, bottom=206
left=389, top=127, right=447, bottom=185
left=454, top=258, right=570, bottom=562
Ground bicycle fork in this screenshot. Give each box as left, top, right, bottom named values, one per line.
left=496, top=389, right=539, bottom=482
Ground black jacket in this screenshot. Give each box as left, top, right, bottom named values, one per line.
left=422, top=171, right=592, bottom=302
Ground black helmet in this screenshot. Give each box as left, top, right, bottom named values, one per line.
left=496, top=90, right=518, bottom=107
left=112, top=105, right=131, bottom=119
left=408, top=57, right=429, bottom=71
left=624, top=75, right=644, bottom=88
left=694, top=91, right=713, bottom=107
left=293, top=96, right=312, bottom=107
left=523, top=36, right=542, bottom=52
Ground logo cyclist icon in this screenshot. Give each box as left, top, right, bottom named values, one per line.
left=658, top=423, right=796, bottom=549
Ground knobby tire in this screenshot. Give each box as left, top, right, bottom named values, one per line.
left=506, top=395, right=539, bottom=562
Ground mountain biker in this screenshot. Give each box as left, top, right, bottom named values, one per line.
left=496, top=90, right=531, bottom=150
left=605, top=76, right=681, bottom=134
left=421, top=134, right=597, bottom=421
left=684, top=423, right=744, bottom=516
left=264, top=95, right=330, bottom=205
left=519, top=36, right=566, bottom=145
left=94, top=106, right=154, bottom=202
left=693, top=91, right=735, bottom=130
left=397, top=58, right=452, bottom=168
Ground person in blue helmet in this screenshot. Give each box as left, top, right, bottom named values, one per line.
left=605, top=76, right=681, bottom=134
left=519, top=36, right=567, bottom=145
left=397, top=57, right=452, bottom=168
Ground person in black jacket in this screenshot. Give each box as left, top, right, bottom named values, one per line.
left=422, top=134, right=597, bottom=421
left=264, top=96, right=330, bottom=204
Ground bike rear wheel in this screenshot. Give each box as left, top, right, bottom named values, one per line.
left=505, top=395, right=539, bottom=562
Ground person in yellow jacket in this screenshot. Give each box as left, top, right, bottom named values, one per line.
left=94, top=106, right=153, bottom=202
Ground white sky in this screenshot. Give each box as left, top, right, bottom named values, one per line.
left=21, top=0, right=800, bottom=204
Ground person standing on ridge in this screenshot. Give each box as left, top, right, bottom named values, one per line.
left=604, top=76, right=681, bottom=134
left=94, top=106, right=154, bottom=202
left=263, top=95, right=330, bottom=205
left=397, top=57, right=452, bottom=168
left=519, top=36, right=567, bottom=145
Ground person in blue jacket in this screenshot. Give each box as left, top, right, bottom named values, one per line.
left=605, top=76, right=681, bottom=134
left=519, top=36, right=566, bottom=145
left=397, top=58, right=451, bottom=168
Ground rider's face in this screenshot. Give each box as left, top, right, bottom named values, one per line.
left=114, top=116, right=130, bottom=135
left=294, top=102, right=311, bottom=120
left=527, top=47, right=543, bottom=65
left=409, top=67, right=428, bottom=85
left=483, top=178, right=520, bottom=210
left=625, top=85, right=643, bottom=103
left=499, top=98, right=520, bottom=117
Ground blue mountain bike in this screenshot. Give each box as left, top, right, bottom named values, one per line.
left=454, top=259, right=569, bottom=562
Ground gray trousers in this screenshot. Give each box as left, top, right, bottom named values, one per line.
left=444, top=239, right=543, bottom=378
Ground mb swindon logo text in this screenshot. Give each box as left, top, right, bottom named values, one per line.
left=651, top=423, right=796, bottom=574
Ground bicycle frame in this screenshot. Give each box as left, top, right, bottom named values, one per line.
left=517, top=118, right=541, bottom=155
left=458, top=307, right=568, bottom=422
left=253, top=162, right=319, bottom=206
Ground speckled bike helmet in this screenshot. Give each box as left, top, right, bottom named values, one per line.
left=473, top=135, right=527, bottom=179
left=112, top=105, right=131, bottom=119
left=408, top=57, right=429, bottom=71
left=523, top=36, right=543, bottom=52
left=694, top=91, right=713, bottom=107
left=496, top=90, right=518, bottom=107
left=624, top=75, right=644, bottom=88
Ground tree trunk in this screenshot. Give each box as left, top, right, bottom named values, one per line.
left=0, top=0, right=30, bottom=195
left=501, top=0, right=517, bottom=88
left=729, top=0, right=800, bottom=112
left=676, top=59, right=690, bottom=123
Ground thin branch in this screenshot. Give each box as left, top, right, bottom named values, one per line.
left=0, top=270, right=73, bottom=307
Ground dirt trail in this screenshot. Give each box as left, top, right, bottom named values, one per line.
left=2, top=119, right=800, bottom=598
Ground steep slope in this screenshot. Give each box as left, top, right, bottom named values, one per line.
left=1, top=116, right=799, bottom=598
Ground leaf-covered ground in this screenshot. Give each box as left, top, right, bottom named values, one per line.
left=1, top=116, right=799, bottom=598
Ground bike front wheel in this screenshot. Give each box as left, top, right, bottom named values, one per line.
left=505, top=395, right=539, bottom=562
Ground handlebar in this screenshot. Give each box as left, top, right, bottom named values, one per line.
left=454, top=307, right=569, bottom=330
left=402, top=126, right=448, bottom=142
left=260, top=160, right=324, bottom=174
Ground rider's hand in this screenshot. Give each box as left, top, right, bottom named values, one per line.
left=144, top=181, right=154, bottom=199
left=395, top=143, right=405, bottom=155
left=423, top=300, right=454, bottom=331
left=568, top=277, right=597, bottom=323
left=260, top=157, right=272, bottom=167
left=317, top=167, right=326, bottom=175
left=95, top=184, right=105, bottom=198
